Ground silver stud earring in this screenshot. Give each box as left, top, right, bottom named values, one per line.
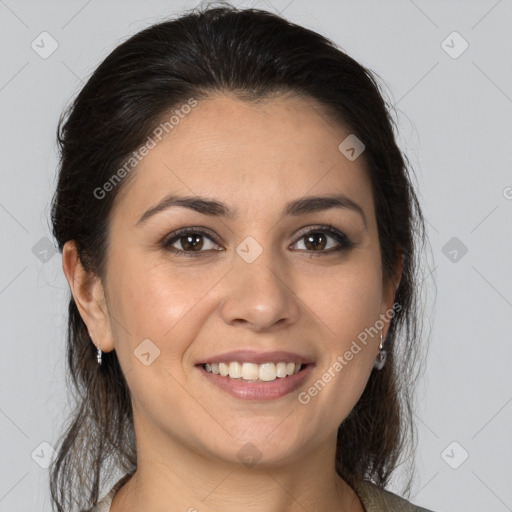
left=373, top=331, right=387, bottom=370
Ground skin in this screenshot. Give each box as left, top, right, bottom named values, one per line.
left=63, top=92, right=401, bottom=512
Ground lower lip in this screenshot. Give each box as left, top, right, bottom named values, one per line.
left=197, top=364, right=314, bottom=401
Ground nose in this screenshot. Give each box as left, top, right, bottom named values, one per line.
left=219, top=248, right=301, bottom=332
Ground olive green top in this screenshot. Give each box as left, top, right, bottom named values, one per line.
left=90, top=474, right=434, bottom=512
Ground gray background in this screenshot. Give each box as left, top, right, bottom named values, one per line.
left=1, top=0, right=511, bottom=510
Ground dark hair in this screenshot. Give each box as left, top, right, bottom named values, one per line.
left=50, top=3, right=427, bottom=510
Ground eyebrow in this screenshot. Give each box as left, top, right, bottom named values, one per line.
left=136, top=193, right=367, bottom=228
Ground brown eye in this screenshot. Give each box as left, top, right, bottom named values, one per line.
left=291, top=226, right=354, bottom=254
left=163, top=229, right=222, bottom=256
left=303, top=232, right=328, bottom=251
left=178, top=234, right=204, bottom=251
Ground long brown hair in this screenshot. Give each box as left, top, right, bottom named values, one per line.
left=50, top=3, right=428, bottom=510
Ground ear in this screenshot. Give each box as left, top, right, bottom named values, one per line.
left=62, top=240, right=115, bottom=353
left=391, top=248, right=403, bottom=296
left=381, top=248, right=404, bottom=337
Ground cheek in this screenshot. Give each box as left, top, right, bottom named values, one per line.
left=111, top=250, right=184, bottom=319
left=107, top=255, right=222, bottom=360
left=298, top=267, right=382, bottom=430
left=308, top=261, right=383, bottom=343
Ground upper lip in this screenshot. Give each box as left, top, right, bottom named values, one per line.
left=196, top=349, right=314, bottom=366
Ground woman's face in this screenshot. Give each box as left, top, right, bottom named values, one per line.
left=91, top=93, right=399, bottom=468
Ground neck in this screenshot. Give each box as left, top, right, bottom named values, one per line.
left=110, top=420, right=363, bottom=512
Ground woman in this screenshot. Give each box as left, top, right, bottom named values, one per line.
left=50, top=3, right=433, bottom=511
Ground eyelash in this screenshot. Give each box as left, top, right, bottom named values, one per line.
left=162, top=225, right=355, bottom=258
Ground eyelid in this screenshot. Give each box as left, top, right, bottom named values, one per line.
left=292, top=223, right=345, bottom=240
left=164, top=226, right=220, bottom=243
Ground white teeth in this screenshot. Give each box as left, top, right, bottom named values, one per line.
left=241, top=362, right=259, bottom=380
left=276, top=362, right=288, bottom=378
left=259, top=363, right=276, bottom=381
left=219, top=362, right=229, bottom=376
left=203, top=361, right=304, bottom=381
left=229, top=361, right=242, bottom=378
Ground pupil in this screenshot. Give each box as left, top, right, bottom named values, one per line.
left=305, top=232, right=326, bottom=251
left=182, top=234, right=203, bottom=251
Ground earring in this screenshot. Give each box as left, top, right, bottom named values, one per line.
left=373, top=331, right=387, bottom=370
left=89, top=331, right=102, bottom=366
left=97, top=341, right=102, bottom=366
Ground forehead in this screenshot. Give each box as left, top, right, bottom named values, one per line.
left=111, top=93, right=374, bottom=223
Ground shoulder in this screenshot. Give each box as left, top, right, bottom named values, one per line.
left=83, top=473, right=133, bottom=512
left=352, top=479, right=436, bottom=512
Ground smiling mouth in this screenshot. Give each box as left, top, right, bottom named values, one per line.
left=202, top=361, right=307, bottom=382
